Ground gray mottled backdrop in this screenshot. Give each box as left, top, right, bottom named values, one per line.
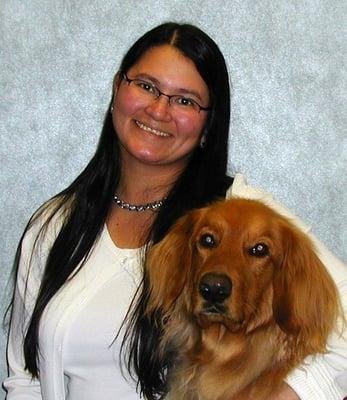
left=1, top=0, right=346, bottom=396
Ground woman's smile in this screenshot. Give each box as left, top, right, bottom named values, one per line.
left=134, top=120, right=171, bottom=138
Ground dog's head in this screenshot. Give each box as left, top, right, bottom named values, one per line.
left=146, top=198, right=338, bottom=351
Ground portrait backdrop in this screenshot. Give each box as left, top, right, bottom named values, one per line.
left=1, top=0, right=345, bottom=395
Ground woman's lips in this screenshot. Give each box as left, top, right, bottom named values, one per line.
left=135, top=120, right=171, bottom=137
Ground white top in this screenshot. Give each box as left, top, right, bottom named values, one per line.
left=3, top=174, right=347, bottom=400
left=60, top=226, right=141, bottom=399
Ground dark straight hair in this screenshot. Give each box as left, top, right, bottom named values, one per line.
left=8, top=22, right=231, bottom=382
left=119, top=23, right=232, bottom=399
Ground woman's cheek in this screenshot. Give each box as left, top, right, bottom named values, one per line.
left=115, top=89, right=144, bottom=116
left=176, top=113, right=206, bottom=138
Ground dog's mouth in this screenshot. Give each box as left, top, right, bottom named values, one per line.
left=196, top=302, right=245, bottom=332
left=201, top=303, right=227, bottom=315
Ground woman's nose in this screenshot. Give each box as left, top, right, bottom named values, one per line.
left=144, top=96, right=172, bottom=122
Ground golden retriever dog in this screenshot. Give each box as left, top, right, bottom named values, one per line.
left=145, top=198, right=340, bottom=400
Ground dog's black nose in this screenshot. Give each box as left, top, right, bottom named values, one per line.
left=199, top=273, right=232, bottom=303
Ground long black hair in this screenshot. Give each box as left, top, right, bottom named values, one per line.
left=119, top=23, right=232, bottom=399
left=8, top=22, right=231, bottom=383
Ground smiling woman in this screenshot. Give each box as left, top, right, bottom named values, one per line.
left=3, top=22, right=232, bottom=400
left=112, top=45, right=210, bottom=171
left=4, top=22, right=347, bottom=400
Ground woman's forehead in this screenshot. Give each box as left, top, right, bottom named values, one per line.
left=128, top=45, right=209, bottom=100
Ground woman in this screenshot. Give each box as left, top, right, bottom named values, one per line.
left=4, top=22, right=346, bottom=400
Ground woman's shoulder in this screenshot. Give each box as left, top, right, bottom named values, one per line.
left=226, top=173, right=275, bottom=202
left=22, top=194, right=73, bottom=252
left=226, top=174, right=311, bottom=232
left=14, top=195, right=73, bottom=292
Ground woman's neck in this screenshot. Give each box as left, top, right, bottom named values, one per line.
left=108, top=160, right=182, bottom=249
left=106, top=154, right=187, bottom=248
left=117, top=159, right=184, bottom=204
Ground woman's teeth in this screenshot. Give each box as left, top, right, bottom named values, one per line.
left=135, top=121, right=170, bottom=137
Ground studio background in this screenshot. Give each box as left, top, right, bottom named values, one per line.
left=1, top=0, right=345, bottom=396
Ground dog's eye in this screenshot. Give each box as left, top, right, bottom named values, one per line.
left=199, top=233, right=216, bottom=248
left=248, top=243, right=269, bottom=257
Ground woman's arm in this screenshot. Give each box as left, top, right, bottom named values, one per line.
left=3, top=201, right=63, bottom=399
left=267, top=383, right=300, bottom=400
left=3, top=224, right=45, bottom=399
left=4, top=286, right=42, bottom=399
left=228, top=174, right=347, bottom=400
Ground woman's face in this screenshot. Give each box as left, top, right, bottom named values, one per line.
left=112, top=44, right=210, bottom=173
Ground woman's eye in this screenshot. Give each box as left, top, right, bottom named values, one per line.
left=137, top=81, right=155, bottom=93
left=248, top=243, right=269, bottom=257
left=199, top=233, right=216, bottom=248
left=175, top=97, right=194, bottom=107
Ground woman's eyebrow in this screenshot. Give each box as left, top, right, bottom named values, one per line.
left=133, top=73, right=204, bottom=101
left=174, top=88, right=203, bottom=102
left=133, top=73, right=160, bottom=84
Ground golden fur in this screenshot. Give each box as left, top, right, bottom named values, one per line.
left=145, top=198, right=340, bottom=400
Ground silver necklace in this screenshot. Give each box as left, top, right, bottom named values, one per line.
left=113, top=194, right=166, bottom=212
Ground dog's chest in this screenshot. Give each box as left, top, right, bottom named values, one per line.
left=182, top=327, right=282, bottom=400
left=200, top=325, right=247, bottom=361
left=184, top=329, right=248, bottom=399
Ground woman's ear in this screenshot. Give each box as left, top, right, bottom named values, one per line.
left=111, top=72, right=122, bottom=113
left=199, top=134, right=207, bottom=148
left=113, top=72, right=122, bottom=95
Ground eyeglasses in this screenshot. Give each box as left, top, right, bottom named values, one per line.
left=121, top=73, right=211, bottom=114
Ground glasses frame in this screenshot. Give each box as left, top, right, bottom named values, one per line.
left=121, top=72, right=211, bottom=113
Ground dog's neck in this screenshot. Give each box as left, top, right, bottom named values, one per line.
left=183, top=322, right=289, bottom=400
left=200, top=324, right=248, bottom=361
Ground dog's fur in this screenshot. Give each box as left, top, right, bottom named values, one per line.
left=145, top=198, right=340, bottom=400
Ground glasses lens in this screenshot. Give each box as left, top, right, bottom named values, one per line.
left=171, top=96, right=201, bottom=113
left=130, top=79, right=158, bottom=98
left=125, top=77, right=204, bottom=114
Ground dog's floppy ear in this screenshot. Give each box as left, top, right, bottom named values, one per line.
left=272, top=222, right=339, bottom=353
left=145, top=209, right=200, bottom=315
